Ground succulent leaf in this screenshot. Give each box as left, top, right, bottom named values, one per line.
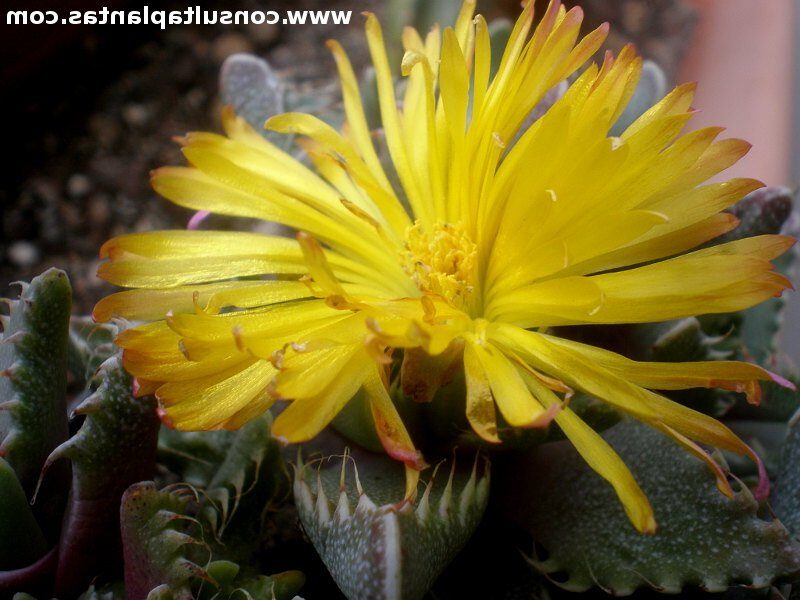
left=120, top=482, right=209, bottom=600
left=0, top=268, right=71, bottom=499
left=198, top=560, right=305, bottom=600
left=67, top=317, right=119, bottom=387
left=198, top=414, right=283, bottom=555
left=220, top=54, right=284, bottom=139
left=719, top=186, right=795, bottom=244
left=773, top=408, right=800, bottom=537
left=294, top=446, right=489, bottom=600
left=47, top=355, right=160, bottom=597
left=158, top=413, right=283, bottom=560
left=497, top=421, right=800, bottom=595
left=121, top=476, right=302, bottom=600
left=0, top=457, right=48, bottom=570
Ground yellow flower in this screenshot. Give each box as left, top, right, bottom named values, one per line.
left=95, top=0, right=794, bottom=533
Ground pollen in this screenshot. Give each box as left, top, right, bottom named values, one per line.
left=401, top=221, right=477, bottom=305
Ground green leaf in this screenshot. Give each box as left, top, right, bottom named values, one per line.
left=294, top=445, right=489, bottom=600
left=718, top=186, right=794, bottom=244
left=199, top=414, right=283, bottom=558
left=158, top=413, right=283, bottom=562
left=219, top=55, right=285, bottom=142
left=120, top=482, right=208, bottom=600
left=197, top=560, right=305, bottom=600
left=0, top=457, right=47, bottom=570
left=0, top=269, right=71, bottom=498
left=496, top=421, right=800, bottom=595
left=67, top=317, right=118, bottom=387
left=46, top=355, right=160, bottom=597
left=773, top=409, right=800, bottom=536
left=120, top=470, right=302, bottom=600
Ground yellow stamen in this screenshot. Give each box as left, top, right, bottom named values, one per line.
left=401, top=221, right=477, bottom=307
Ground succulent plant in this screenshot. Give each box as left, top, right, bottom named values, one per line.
left=0, top=272, right=303, bottom=599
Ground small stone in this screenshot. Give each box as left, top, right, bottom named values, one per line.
left=211, top=33, right=254, bottom=64
left=66, top=173, right=93, bottom=198
left=7, top=241, right=40, bottom=268
left=122, top=103, right=150, bottom=127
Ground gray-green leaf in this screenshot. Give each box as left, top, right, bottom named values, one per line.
left=497, top=421, right=800, bottom=595
left=294, top=447, right=489, bottom=600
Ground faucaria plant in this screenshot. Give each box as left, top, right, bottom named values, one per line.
left=0, top=272, right=303, bottom=599
left=3, top=0, right=800, bottom=598
left=95, top=0, right=793, bottom=527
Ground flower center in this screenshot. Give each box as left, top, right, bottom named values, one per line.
left=401, top=221, right=477, bottom=305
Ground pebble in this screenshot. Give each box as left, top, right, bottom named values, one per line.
left=7, top=241, right=40, bottom=268
left=67, top=173, right=93, bottom=198
left=122, top=103, right=150, bottom=127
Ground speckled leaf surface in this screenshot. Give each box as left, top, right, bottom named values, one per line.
left=774, top=408, right=800, bottom=536
left=497, top=421, right=800, bottom=595
left=294, top=448, right=489, bottom=600
left=158, top=413, right=282, bottom=564
left=0, top=268, right=71, bottom=497
left=48, top=355, right=160, bottom=597
left=120, top=482, right=207, bottom=600
left=67, top=317, right=118, bottom=386
left=219, top=54, right=284, bottom=136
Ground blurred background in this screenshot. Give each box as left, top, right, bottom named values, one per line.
left=1, top=0, right=798, bottom=363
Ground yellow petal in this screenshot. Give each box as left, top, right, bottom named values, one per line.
left=272, top=348, right=372, bottom=442
left=326, top=39, right=396, bottom=193
left=440, top=28, right=470, bottom=141
left=538, top=334, right=779, bottom=404
left=496, top=235, right=793, bottom=327
left=462, top=341, right=501, bottom=443
left=93, top=280, right=310, bottom=321
left=158, top=359, right=277, bottom=430
left=273, top=344, right=362, bottom=400
left=123, top=346, right=246, bottom=383
left=364, top=12, right=431, bottom=226
left=493, top=324, right=767, bottom=472
left=363, top=371, right=426, bottom=470
left=466, top=339, right=550, bottom=428
left=555, top=406, right=655, bottom=533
